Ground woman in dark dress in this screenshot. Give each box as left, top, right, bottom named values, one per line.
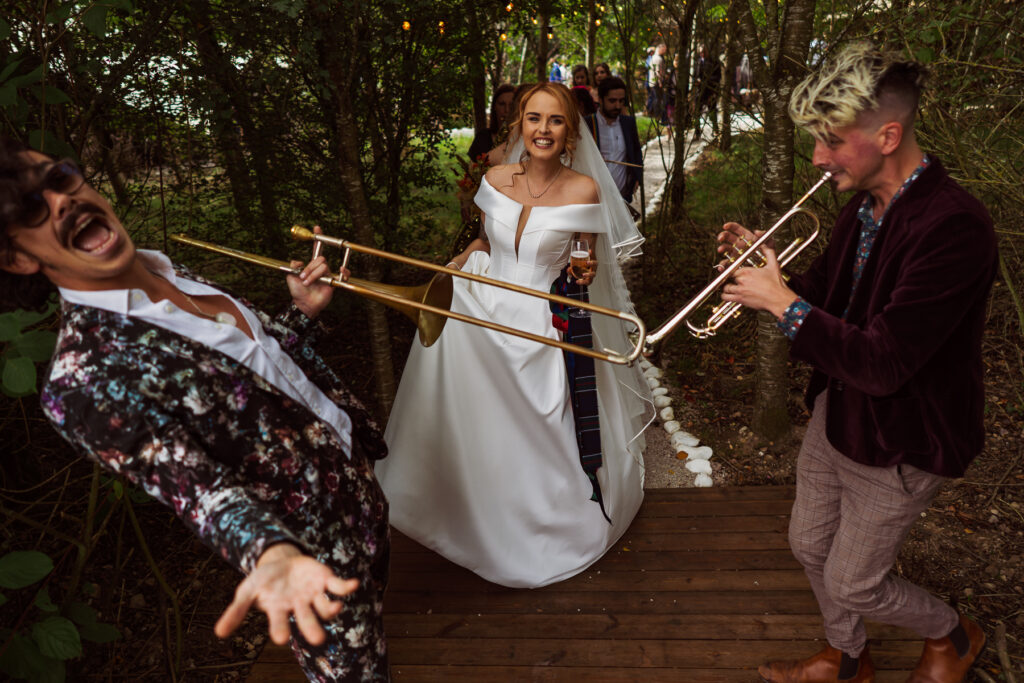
left=468, top=83, right=516, bottom=162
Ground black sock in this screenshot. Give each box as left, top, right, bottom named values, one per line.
left=838, top=652, right=860, bottom=679
left=947, top=623, right=970, bottom=658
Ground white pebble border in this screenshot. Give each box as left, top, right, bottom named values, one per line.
left=639, top=358, right=714, bottom=487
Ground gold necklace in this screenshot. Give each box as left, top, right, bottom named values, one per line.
left=525, top=163, right=564, bottom=199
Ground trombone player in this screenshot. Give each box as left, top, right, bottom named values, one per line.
left=718, top=44, right=995, bottom=683
left=0, top=138, right=391, bottom=681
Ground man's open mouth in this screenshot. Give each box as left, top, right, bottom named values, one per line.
left=69, top=215, right=115, bottom=253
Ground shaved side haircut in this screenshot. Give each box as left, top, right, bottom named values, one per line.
left=789, top=42, right=928, bottom=139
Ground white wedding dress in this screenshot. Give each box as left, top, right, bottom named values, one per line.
left=376, top=176, right=648, bottom=588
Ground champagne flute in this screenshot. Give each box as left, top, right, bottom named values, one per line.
left=569, top=238, right=591, bottom=319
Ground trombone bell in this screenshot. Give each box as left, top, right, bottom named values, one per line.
left=353, top=273, right=453, bottom=347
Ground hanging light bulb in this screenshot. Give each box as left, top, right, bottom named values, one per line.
left=500, top=32, right=507, bottom=41
left=438, top=20, right=445, bottom=34
left=595, top=18, right=601, bottom=26
left=402, top=20, right=410, bottom=30
left=506, top=2, right=513, bottom=10
left=545, top=25, right=553, bottom=40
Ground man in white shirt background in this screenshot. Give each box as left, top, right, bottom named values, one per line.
left=584, top=76, right=643, bottom=205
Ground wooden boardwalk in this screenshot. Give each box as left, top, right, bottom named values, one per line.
left=249, top=486, right=924, bottom=682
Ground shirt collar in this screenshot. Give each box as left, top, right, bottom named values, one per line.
left=857, top=154, right=931, bottom=230
left=58, top=249, right=176, bottom=314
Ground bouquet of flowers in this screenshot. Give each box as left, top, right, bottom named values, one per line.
left=448, top=153, right=491, bottom=258
left=454, top=153, right=490, bottom=223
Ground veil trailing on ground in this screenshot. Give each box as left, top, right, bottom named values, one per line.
left=504, top=118, right=654, bottom=460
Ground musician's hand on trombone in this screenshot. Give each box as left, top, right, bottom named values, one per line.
left=287, top=225, right=347, bottom=320
left=716, top=222, right=774, bottom=271
left=720, top=242, right=798, bottom=319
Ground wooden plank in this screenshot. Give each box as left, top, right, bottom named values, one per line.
left=385, top=637, right=925, bottom=669
left=255, top=485, right=920, bottom=683
left=390, top=548, right=803, bottom=572
left=391, top=530, right=790, bottom=556
left=382, top=613, right=919, bottom=641
left=388, top=569, right=811, bottom=593
left=384, top=589, right=822, bottom=615
left=389, top=665, right=911, bottom=683
left=640, top=486, right=796, bottom=502
left=635, top=498, right=795, bottom=518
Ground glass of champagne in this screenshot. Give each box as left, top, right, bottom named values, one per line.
left=569, top=239, right=591, bottom=318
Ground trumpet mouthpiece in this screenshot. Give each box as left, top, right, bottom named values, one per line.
left=291, top=225, right=314, bottom=241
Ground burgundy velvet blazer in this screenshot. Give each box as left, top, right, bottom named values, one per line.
left=787, top=157, right=996, bottom=477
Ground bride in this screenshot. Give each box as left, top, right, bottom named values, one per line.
left=376, top=82, right=652, bottom=588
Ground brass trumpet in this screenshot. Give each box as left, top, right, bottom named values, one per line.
left=171, top=226, right=647, bottom=366
left=643, top=171, right=833, bottom=356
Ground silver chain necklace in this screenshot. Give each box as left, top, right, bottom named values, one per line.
left=181, top=289, right=238, bottom=327
left=525, top=163, right=564, bottom=199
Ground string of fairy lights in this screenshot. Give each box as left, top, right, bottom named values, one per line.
left=399, top=3, right=675, bottom=44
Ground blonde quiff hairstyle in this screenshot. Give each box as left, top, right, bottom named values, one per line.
left=789, top=42, right=928, bottom=140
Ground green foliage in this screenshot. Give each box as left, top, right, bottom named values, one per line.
left=0, top=304, right=57, bottom=397
left=0, top=550, right=120, bottom=683
left=0, top=551, right=54, bottom=591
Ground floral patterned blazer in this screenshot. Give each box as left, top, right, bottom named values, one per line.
left=41, top=276, right=389, bottom=580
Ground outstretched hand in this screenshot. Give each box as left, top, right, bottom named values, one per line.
left=215, top=543, right=359, bottom=647
left=287, top=225, right=348, bottom=319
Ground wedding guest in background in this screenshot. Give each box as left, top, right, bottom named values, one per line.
left=469, top=83, right=516, bottom=162
left=584, top=76, right=643, bottom=204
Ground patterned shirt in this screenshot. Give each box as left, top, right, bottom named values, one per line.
left=58, top=250, right=353, bottom=455
left=778, top=155, right=931, bottom=339
left=42, top=264, right=388, bottom=576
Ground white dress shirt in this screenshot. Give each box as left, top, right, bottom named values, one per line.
left=596, top=114, right=629, bottom=195
left=58, top=250, right=354, bottom=456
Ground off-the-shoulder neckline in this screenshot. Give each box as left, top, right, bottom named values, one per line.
left=480, top=175, right=600, bottom=209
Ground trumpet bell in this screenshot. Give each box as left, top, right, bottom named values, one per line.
left=353, top=272, right=453, bottom=347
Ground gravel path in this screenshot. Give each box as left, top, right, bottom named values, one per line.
left=628, top=116, right=758, bottom=489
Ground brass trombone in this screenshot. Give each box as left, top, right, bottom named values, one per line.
left=171, top=226, right=647, bottom=365
left=643, top=171, right=833, bottom=357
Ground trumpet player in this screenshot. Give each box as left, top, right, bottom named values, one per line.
left=719, top=44, right=996, bottom=683
left=0, top=138, right=391, bottom=681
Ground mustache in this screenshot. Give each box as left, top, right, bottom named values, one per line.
left=59, top=202, right=106, bottom=245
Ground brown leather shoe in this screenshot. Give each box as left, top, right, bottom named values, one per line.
left=905, top=614, right=985, bottom=683
left=758, top=644, right=875, bottom=682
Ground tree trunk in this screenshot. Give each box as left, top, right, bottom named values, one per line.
left=536, top=11, right=549, bottom=83
left=586, top=0, right=597, bottom=73
left=315, top=9, right=398, bottom=419
left=719, top=0, right=739, bottom=152
left=735, top=0, right=818, bottom=439
left=190, top=10, right=284, bottom=254
left=665, top=1, right=699, bottom=220
left=465, top=1, right=488, bottom=135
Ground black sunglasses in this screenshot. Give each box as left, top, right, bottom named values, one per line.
left=18, top=159, right=85, bottom=227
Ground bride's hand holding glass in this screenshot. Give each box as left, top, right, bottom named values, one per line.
left=568, top=238, right=598, bottom=286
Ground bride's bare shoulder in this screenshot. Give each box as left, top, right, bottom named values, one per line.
left=561, top=168, right=599, bottom=204
left=485, top=164, right=519, bottom=184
